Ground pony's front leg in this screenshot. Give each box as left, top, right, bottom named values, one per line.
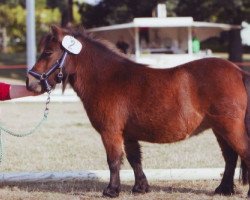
left=101, top=132, right=124, bottom=198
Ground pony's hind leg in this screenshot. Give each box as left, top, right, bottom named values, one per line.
left=124, top=139, right=150, bottom=193
left=214, top=133, right=238, bottom=195
left=212, top=117, right=250, bottom=197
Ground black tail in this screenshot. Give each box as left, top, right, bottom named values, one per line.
left=244, top=75, right=250, bottom=135
left=240, top=160, right=248, bottom=185
left=241, top=75, right=250, bottom=184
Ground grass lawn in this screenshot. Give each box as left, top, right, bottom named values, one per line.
left=0, top=102, right=226, bottom=172
left=0, top=52, right=26, bottom=66
left=0, top=180, right=248, bottom=200
left=0, top=101, right=247, bottom=199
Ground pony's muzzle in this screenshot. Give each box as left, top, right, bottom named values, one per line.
left=26, top=74, right=43, bottom=93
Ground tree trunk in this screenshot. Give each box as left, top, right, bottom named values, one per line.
left=61, top=0, right=73, bottom=27
left=1, top=27, right=8, bottom=53
left=228, top=29, right=243, bottom=62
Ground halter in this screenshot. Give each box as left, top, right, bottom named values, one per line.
left=28, top=35, right=82, bottom=92
left=28, top=51, right=68, bottom=92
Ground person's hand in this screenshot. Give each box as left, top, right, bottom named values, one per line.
left=10, top=85, right=43, bottom=99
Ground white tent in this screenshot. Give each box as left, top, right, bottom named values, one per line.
left=88, top=17, right=240, bottom=68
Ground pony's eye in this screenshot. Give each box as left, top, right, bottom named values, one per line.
left=43, top=51, right=53, bottom=56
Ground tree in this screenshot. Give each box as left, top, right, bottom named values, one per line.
left=80, top=0, right=160, bottom=28
left=0, top=4, right=26, bottom=52
left=213, top=0, right=250, bottom=62
left=0, top=0, right=63, bottom=52
left=46, top=0, right=74, bottom=27
left=175, top=0, right=250, bottom=62
left=0, top=0, right=25, bottom=7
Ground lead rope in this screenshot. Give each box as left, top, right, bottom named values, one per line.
left=0, top=91, right=51, bottom=163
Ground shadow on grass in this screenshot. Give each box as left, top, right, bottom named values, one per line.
left=0, top=180, right=214, bottom=197
left=160, top=185, right=213, bottom=196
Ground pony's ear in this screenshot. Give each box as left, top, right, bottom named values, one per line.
left=38, top=35, right=47, bottom=53
left=51, top=25, right=64, bottom=42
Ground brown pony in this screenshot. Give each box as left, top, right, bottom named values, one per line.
left=26, top=26, right=250, bottom=198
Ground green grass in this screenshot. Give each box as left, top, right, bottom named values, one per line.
left=0, top=101, right=247, bottom=199
left=213, top=53, right=250, bottom=62
left=243, top=53, right=250, bottom=62
left=0, top=52, right=26, bottom=66
left=0, top=180, right=248, bottom=200
left=0, top=69, right=26, bottom=82
left=0, top=102, right=226, bottom=172
left=0, top=52, right=27, bottom=82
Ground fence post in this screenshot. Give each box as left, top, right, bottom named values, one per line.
left=26, top=0, right=36, bottom=71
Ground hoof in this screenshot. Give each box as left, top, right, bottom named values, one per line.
left=132, top=181, right=150, bottom=194
left=214, top=184, right=235, bottom=196
left=103, top=187, right=120, bottom=198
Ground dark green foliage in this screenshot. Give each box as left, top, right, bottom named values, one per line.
left=175, top=0, right=250, bottom=24
left=0, top=0, right=25, bottom=7
left=46, top=0, right=67, bottom=9
left=81, top=0, right=250, bottom=27
left=175, top=0, right=250, bottom=61
left=46, top=0, right=73, bottom=27
left=80, top=0, right=160, bottom=28
left=175, top=0, right=215, bottom=21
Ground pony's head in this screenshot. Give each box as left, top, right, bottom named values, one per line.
left=26, top=25, right=82, bottom=93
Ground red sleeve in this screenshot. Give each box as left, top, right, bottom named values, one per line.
left=0, top=82, right=10, bottom=101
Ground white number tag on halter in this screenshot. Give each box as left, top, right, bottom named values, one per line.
left=62, top=35, right=82, bottom=54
